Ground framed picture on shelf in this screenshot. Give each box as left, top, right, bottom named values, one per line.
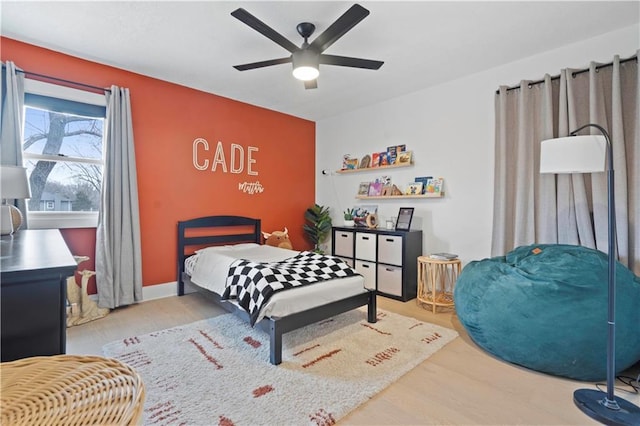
left=395, top=207, right=414, bottom=231
left=358, top=182, right=370, bottom=195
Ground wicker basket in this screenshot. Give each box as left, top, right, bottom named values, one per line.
left=1, top=355, right=145, bottom=426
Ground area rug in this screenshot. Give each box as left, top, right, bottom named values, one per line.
left=102, top=308, right=458, bottom=426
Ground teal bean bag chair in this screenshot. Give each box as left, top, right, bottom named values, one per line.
left=454, top=244, right=640, bottom=381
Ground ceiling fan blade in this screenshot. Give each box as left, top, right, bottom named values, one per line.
left=231, top=8, right=299, bottom=53
left=304, top=79, right=318, bottom=90
left=233, top=57, right=292, bottom=71
left=309, top=4, right=369, bottom=53
left=319, top=54, right=383, bottom=70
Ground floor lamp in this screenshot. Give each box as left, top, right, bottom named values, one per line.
left=540, top=124, right=640, bottom=426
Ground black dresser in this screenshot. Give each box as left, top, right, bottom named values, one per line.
left=1, top=229, right=76, bottom=362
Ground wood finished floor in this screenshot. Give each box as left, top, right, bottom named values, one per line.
left=67, top=293, right=639, bottom=425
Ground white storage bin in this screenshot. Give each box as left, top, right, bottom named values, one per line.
left=355, top=232, right=376, bottom=261
left=377, top=264, right=403, bottom=297
left=355, top=260, right=376, bottom=290
left=378, top=235, right=403, bottom=266
left=333, top=230, right=354, bottom=258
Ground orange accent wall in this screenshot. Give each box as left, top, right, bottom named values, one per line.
left=2, top=37, right=316, bottom=292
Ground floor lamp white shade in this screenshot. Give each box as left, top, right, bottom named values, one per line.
left=540, top=125, right=640, bottom=426
left=540, top=135, right=606, bottom=174
left=0, top=165, right=31, bottom=235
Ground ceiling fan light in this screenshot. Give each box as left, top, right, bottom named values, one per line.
left=292, top=49, right=319, bottom=81
left=292, top=66, right=319, bottom=81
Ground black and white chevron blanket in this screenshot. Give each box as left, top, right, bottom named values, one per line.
left=222, top=251, right=360, bottom=326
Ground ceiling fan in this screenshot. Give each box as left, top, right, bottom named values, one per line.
left=231, top=4, right=384, bottom=89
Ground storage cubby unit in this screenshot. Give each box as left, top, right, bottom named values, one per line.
left=331, top=226, right=423, bottom=301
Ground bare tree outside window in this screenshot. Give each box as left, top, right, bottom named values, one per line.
left=22, top=107, right=104, bottom=212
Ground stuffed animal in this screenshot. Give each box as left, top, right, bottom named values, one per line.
left=262, top=227, right=293, bottom=250
left=66, top=255, right=109, bottom=327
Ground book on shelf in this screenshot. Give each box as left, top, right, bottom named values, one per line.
left=368, top=181, right=383, bottom=196
left=379, top=152, right=391, bottom=167
left=386, top=146, right=398, bottom=165
left=429, top=252, right=458, bottom=260
left=405, top=182, right=423, bottom=195
left=425, top=177, right=444, bottom=194
left=414, top=176, right=432, bottom=194
left=386, top=145, right=406, bottom=165
left=376, top=175, right=392, bottom=185
left=397, top=150, right=413, bottom=164
left=342, top=155, right=359, bottom=170
left=371, top=152, right=380, bottom=167
left=357, top=182, right=371, bottom=195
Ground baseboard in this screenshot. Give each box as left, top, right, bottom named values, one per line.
left=87, top=281, right=177, bottom=303
left=142, top=281, right=177, bottom=301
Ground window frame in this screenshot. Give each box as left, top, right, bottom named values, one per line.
left=22, top=79, right=106, bottom=229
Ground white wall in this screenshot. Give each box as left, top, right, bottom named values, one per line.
left=316, top=24, right=638, bottom=264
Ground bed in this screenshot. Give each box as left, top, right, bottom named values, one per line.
left=177, top=215, right=377, bottom=365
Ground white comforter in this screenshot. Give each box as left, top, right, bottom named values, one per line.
left=187, top=243, right=366, bottom=323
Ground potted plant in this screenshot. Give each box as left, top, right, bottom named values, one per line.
left=343, top=208, right=355, bottom=227
left=303, top=204, right=332, bottom=254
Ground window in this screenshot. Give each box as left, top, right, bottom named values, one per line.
left=22, top=80, right=106, bottom=228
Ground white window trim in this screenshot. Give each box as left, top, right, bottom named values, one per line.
left=23, top=79, right=106, bottom=229
left=24, top=79, right=106, bottom=106
left=25, top=153, right=102, bottom=165
left=28, top=211, right=98, bottom=229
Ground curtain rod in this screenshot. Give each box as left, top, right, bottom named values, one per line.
left=2, top=64, right=111, bottom=94
left=496, top=54, right=637, bottom=94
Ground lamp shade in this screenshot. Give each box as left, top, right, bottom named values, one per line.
left=0, top=165, right=31, bottom=199
left=540, top=135, right=606, bottom=174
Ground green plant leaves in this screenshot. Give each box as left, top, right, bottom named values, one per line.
left=303, top=204, right=332, bottom=253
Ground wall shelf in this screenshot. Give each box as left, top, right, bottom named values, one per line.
left=356, top=193, right=444, bottom=200
left=336, top=162, right=413, bottom=174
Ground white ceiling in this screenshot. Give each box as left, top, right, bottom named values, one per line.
left=1, top=1, right=638, bottom=121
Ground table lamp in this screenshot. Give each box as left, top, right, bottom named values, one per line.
left=1, top=165, right=31, bottom=235
left=540, top=124, right=640, bottom=426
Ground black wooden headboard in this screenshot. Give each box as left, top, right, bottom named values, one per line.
left=176, top=215, right=261, bottom=295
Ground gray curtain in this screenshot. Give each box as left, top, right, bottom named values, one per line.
left=0, top=61, right=28, bottom=226
left=492, top=52, right=639, bottom=274
left=96, top=85, right=143, bottom=308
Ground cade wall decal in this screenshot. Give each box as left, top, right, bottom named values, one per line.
left=192, top=138, right=258, bottom=175
left=192, top=138, right=265, bottom=195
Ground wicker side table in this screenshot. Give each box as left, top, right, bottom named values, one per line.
left=1, top=355, right=145, bottom=426
left=417, top=256, right=462, bottom=313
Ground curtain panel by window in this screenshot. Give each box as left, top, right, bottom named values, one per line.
left=96, top=85, right=143, bottom=308
left=492, top=52, right=639, bottom=274
left=0, top=61, right=28, bottom=226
